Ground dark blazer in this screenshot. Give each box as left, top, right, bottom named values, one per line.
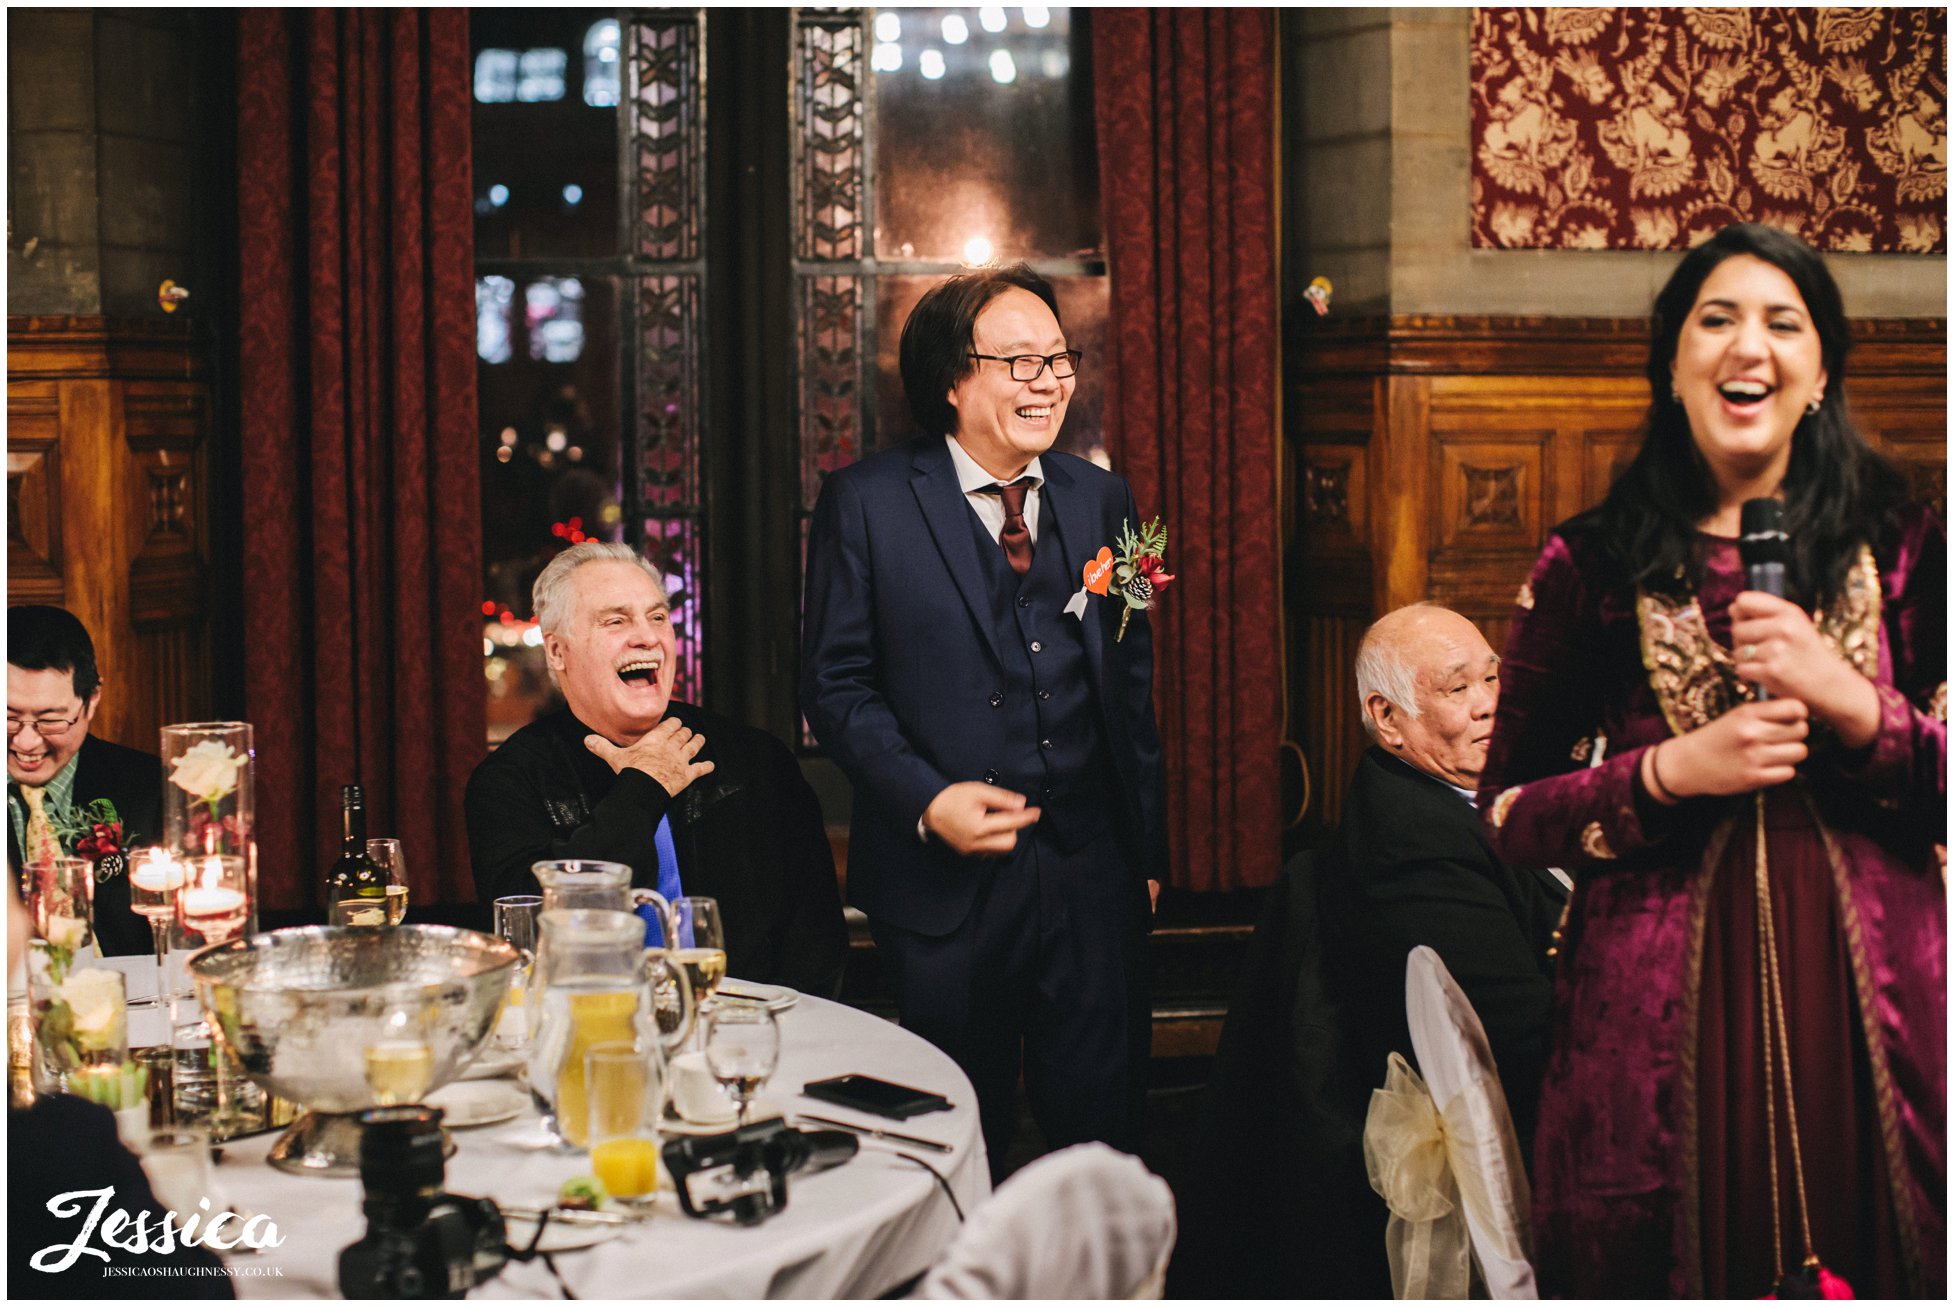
left=800, top=436, right=1167, bottom=937
left=463, top=701, right=849, bottom=998
left=1321, top=746, right=1566, bottom=1150
left=8, top=735, right=162, bottom=958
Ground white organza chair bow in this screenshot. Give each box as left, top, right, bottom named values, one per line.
left=912, top=1143, right=1177, bottom=1299
left=1362, top=945, right=1537, bottom=1299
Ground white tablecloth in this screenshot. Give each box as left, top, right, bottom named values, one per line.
left=89, top=954, right=989, bottom=1300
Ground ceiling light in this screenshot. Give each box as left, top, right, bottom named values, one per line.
left=941, top=14, right=968, bottom=44
left=988, top=50, right=1017, bottom=84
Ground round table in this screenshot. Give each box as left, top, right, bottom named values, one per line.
left=96, top=956, right=990, bottom=1300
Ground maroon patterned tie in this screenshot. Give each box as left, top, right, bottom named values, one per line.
left=991, top=478, right=1034, bottom=576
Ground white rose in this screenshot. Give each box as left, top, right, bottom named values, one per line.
left=60, top=968, right=127, bottom=1051
left=46, top=913, right=89, bottom=952
left=170, top=739, right=246, bottom=803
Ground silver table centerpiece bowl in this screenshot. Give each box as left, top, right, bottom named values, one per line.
left=188, top=925, right=518, bottom=1176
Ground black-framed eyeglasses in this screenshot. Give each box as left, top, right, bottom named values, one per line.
left=967, top=350, right=1083, bottom=382
left=6, top=711, right=82, bottom=741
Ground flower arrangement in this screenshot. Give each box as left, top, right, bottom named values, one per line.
left=27, top=949, right=128, bottom=1085
left=170, top=739, right=248, bottom=807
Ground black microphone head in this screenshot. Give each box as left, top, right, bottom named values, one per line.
left=1739, top=497, right=1789, bottom=569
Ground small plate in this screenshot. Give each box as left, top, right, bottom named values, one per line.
left=503, top=1211, right=627, bottom=1253
left=716, top=979, right=799, bottom=1012
left=458, top=1047, right=526, bottom=1081
left=662, top=1098, right=783, bottom=1135
left=427, top=1079, right=527, bottom=1129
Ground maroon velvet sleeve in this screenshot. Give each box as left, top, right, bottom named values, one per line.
left=1478, top=535, right=1667, bottom=872
left=1826, top=505, right=1946, bottom=833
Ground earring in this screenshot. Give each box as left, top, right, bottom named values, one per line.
left=1671, top=388, right=1681, bottom=403
left=1806, top=398, right=1822, bottom=415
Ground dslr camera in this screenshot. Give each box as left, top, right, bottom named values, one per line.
left=339, top=1106, right=509, bottom=1299
left=662, top=1118, right=857, bottom=1225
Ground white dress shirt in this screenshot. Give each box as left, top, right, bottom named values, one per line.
left=946, top=436, right=1044, bottom=544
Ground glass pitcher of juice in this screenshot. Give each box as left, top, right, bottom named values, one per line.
left=527, top=909, right=694, bottom=1150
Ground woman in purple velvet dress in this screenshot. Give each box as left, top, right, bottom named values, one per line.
left=1479, top=224, right=1945, bottom=1299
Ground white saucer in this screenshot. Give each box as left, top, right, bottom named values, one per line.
left=662, top=1098, right=782, bottom=1135
left=716, top=979, right=799, bottom=1012
left=503, top=1211, right=627, bottom=1253
left=427, top=1079, right=526, bottom=1129
left=458, top=1047, right=525, bottom=1081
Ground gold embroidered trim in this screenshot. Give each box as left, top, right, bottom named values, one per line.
left=1491, top=786, right=1524, bottom=830
left=1516, top=579, right=1535, bottom=611
left=1930, top=682, right=1947, bottom=723
left=1570, top=737, right=1592, bottom=763
left=1638, top=546, right=1883, bottom=735
left=1803, top=792, right=1927, bottom=1292
left=1580, top=821, right=1616, bottom=860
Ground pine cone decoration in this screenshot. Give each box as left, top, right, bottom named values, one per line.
left=1126, top=574, right=1154, bottom=603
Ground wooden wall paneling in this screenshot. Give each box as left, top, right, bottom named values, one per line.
left=7, top=381, right=65, bottom=603
left=1282, top=314, right=1945, bottom=835
left=6, top=317, right=212, bottom=757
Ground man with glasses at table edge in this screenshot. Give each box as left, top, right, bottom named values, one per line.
left=7, top=605, right=158, bottom=955
left=802, top=264, right=1167, bottom=1178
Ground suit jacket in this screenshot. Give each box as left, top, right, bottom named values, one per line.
left=1321, top=746, right=1567, bottom=1151
left=8, top=735, right=162, bottom=958
left=463, top=701, right=850, bottom=998
left=800, top=436, right=1167, bottom=937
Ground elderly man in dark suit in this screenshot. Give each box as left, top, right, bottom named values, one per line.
left=801, top=263, right=1167, bottom=1176
left=1180, top=602, right=1565, bottom=1297
left=466, top=542, right=849, bottom=997
left=7, top=606, right=159, bottom=956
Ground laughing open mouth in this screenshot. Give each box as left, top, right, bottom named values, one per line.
left=1718, top=379, right=1773, bottom=407
left=1016, top=406, right=1053, bottom=421
left=616, top=656, right=663, bottom=686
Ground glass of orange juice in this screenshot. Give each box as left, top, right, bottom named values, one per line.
left=586, top=1041, right=659, bottom=1212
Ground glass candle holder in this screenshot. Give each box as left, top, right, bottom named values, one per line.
left=25, top=951, right=128, bottom=1092
left=26, top=856, right=96, bottom=960
left=161, top=722, right=256, bottom=935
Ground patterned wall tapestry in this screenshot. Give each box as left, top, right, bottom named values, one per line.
left=1470, top=8, right=1947, bottom=252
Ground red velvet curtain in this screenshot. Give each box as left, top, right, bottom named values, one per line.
left=237, top=9, right=482, bottom=912
left=1093, top=9, right=1281, bottom=892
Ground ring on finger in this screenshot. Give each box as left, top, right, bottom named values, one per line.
left=1740, top=643, right=1757, bottom=661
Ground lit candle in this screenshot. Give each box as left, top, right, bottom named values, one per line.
left=130, top=851, right=187, bottom=892
left=180, top=885, right=245, bottom=914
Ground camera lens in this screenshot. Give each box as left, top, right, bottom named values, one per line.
left=358, top=1105, right=448, bottom=1195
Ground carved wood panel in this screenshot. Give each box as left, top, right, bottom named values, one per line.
left=6, top=383, right=64, bottom=602
left=6, top=318, right=213, bottom=754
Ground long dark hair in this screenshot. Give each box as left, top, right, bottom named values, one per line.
left=1595, top=223, right=1907, bottom=606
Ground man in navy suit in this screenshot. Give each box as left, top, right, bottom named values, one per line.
left=802, top=264, right=1166, bottom=1175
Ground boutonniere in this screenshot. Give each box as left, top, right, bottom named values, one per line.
left=48, top=798, right=131, bottom=883
left=1063, top=516, right=1175, bottom=641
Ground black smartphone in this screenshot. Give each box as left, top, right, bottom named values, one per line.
left=801, top=1074, right=953, bottom=1121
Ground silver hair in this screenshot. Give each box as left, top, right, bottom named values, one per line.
left=1353, top=603, right=1434, bottom=739
left=531, top=541, right=666, bottom=637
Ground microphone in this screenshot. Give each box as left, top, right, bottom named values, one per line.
left=1738, top=498, right=1790, bottom=700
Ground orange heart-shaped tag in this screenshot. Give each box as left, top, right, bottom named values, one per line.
left=1083, top=547, right=1115, bottom=595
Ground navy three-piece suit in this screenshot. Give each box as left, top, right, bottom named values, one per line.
left=802, top=435, right=1166, bottom=1169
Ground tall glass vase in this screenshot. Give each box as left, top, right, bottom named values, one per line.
left=160, top=723, right=257, bottom=937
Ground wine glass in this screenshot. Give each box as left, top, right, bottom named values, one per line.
left=366, top=839, right=409, bottom=924
left=364, top=986, right=437, bottom=1107
left=128, top=849, right=187, bottom=1008
left=491, top=895, right=542, bottom=1051
left=704, top=1004, right=779, bottom=1125
left=674, top=893, right=726, bottom=992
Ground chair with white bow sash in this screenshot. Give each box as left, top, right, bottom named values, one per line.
left=1362, top=945, right=1537, bottom=1299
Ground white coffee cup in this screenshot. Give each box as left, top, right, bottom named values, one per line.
left=669, top=1051, right=736, bottom=1125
